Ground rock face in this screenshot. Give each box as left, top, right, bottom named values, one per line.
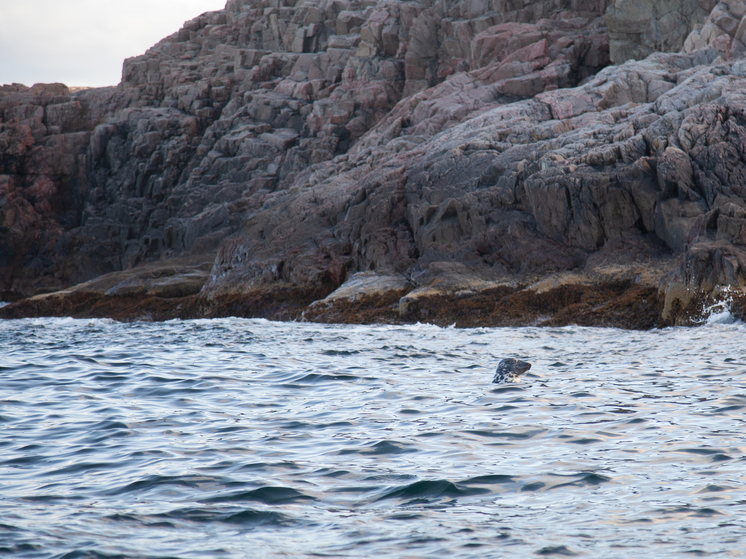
left=606, top=0, right=718, bottom=63
left=0, top=83, right=110, bottom=299
left=0, top=0, right=612, bottom=301
left=683, top=0, right=746, bottom=56
left=3, top=0, right=746, bottom=327
left=204, top=46, right=746, bottom=325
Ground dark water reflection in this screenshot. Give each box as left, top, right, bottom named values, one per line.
left=1, top=317, right=746, bottom=557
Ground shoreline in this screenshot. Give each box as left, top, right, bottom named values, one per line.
left=2, top=270, right=738, bottom=329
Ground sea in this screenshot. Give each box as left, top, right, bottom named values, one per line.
left=1, top=313, right=745, bottom=558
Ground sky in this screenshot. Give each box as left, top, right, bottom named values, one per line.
left=0, top=0, right=228, bottom=88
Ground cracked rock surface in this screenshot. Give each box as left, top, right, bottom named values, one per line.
left=3, top=0, right=746, bottom=326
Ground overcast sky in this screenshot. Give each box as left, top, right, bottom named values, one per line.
left=0, top=0, right=227, bottom=88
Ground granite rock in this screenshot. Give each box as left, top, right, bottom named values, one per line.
left=3, top=0, right=746, bottom=327
left=683, top=0, right=746, bottom=56
left=203, top=46, right=746, bottom=326
left=0, top=0, right=613, bottom=301
left=606, top=0, right=718, bottom=62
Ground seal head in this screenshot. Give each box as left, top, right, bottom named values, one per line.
left=492, top=358, right=532, bottom=383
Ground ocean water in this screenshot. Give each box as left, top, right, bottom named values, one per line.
left=1, top=316, right=745, bottom=558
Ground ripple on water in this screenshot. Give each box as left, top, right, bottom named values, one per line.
left=374, top=479, right=491, bottom=503
left=203, top=486, right=315, bottom=505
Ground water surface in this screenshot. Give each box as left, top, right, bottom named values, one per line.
left=2, top=317, right=745, bottom=557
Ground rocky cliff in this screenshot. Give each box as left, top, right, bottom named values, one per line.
left=3, top=0, right=746, bottom=327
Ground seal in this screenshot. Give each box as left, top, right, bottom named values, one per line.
left=492, top=358, right=532, bottom=383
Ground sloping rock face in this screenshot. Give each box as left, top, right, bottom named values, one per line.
left=204, top=45, right=746, bottom=326
left=606, top=0, right=718, bottom=63
left=0, top=0, right=612, bottom=301
left=683, top=0, right=746, bottom=56
left=3, top=0, right=746, bottom=327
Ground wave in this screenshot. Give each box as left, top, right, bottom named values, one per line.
left=338, top=440, right=417, bottom=456
left=536, top=545, right=580, bottom=556
left=519, top=472, right=613, bottom=492
left=105, top=475, right=223, bottom=496
left=462, top=428, right=546, bottom=440
left=167, top=507, right=295, bottom=526
left=47, top=461, right=120, bottom=476
left=203, top=486, right=315, bottom=505
left=375, top=479, right=491, bottom=502
left=460, top=474, right=516, bottom=485
left=56, top=550, right=134, bottom=559
left=108, top=507, right=297, bottom=529
left=292, top=372, right=361, bottom=384
left=321, top=349, right=361, bottom=356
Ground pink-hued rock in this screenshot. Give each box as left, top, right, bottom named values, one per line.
left=0, top=0, right=612, bottom=300
left=683, top=0, right=746, bottom=57
left=606, top=0, right=719, bottom=62
left=3, top=0, right=746, bottom=328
